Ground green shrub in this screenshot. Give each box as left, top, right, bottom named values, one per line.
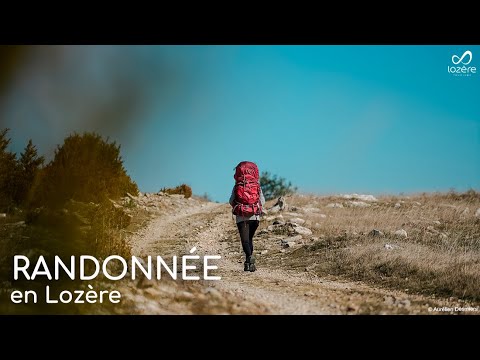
left=260, top=171, right=297, bottom=201
left=14, top=139, right=45, bottom=206
left=31, top=132, right=138, bottom=208
left=0, top=129, right=19, bottom=212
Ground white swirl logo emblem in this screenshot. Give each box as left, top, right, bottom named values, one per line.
left=448, top=50, right=476, bottom=76
left=452, top=50, right=472, bottom=65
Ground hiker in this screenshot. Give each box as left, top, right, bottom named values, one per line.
left=229, top=161, right=265, bottom=272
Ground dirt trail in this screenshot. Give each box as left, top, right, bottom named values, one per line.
left=120, top=199, right=445, bottom=315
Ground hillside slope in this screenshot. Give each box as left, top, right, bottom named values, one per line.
left=107, top=191, right=480, bottom=315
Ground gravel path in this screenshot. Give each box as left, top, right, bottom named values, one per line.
left=120, top=198, right=441, bottom=314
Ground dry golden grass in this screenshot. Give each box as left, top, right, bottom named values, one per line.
left=269, top=191, right=480, bottom=301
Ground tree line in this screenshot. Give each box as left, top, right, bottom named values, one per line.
left=0, top=129, right=138, bottom=214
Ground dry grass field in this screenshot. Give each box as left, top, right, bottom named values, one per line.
left=262, top=190, right=480, bottom=301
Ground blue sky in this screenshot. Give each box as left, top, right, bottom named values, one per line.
left=4, top=46, right=480, bottom=202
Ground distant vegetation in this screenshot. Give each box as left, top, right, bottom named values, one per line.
left=0, top=130, right=139, bottom=289
left=0, top=129, right=45, bottom=212
left=161, top=184, right=192, bottom=199
left=200, top=192, right=212, bottom=202
left=0, top=130, right=138, bottom=213
left=260, top=171, right=297, bottom=201
left=31, top=132, right=138, bottom=209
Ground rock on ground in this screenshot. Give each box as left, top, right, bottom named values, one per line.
left=342, top=194, right=378, bottom=202
left=302, top=207, right=321, bottom=213
left=289, top=217, right=305, bottom=225
left=369, top=229, right=384, bottom=237
left=347, top=201, right=371, bottom=207
left=384, top=243, right=399, bottom=250
left=292, top=225, right=313, bottom=236
left=394, top=229, right=408, bottom=238
left=268, top=197, right=287, bottom=213
left=326, top=203, right=343, bottom=208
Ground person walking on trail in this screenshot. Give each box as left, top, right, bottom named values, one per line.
left=229, top=161, right=265, bottom=272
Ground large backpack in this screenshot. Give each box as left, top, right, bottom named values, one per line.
left=232, top=161, right=262, bottom=217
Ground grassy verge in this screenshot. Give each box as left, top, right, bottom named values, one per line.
left=267, top=191, right=480, bottom=301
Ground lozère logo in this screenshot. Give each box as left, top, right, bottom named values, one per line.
left=448, top=50, right=476, bottom=76
left=452, top=50, right=472, bottom=65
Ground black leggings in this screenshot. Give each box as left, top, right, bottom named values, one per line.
left=236, top=220, right=259, bottom=261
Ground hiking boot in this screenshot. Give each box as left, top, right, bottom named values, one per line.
left=248, top=255, right=256, bottom=272
left=244, top=261, right=250, bottom=271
